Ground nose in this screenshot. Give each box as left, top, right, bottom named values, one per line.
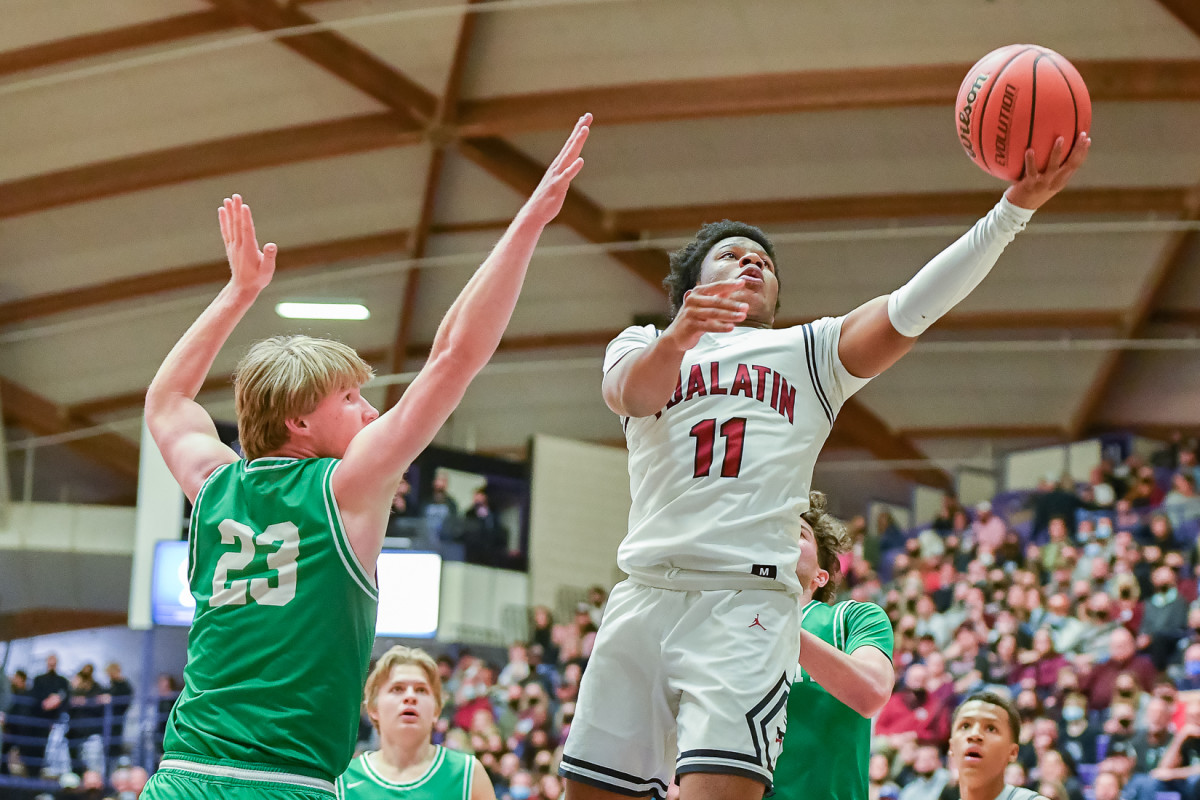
left=740, top=253, right=764, bottom=268
left=365, top=402, right=379, bottom=423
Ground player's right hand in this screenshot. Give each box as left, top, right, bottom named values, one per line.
left=218, top=194, right=277, bottom=294
left=662, top=279, right=749, bottom=351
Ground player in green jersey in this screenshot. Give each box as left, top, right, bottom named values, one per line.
left=949, top=692, right=1045, bottom=800
left=141, top=115, right=592, bottom=800
left=338, top=646, right=495, bottom=800
left=772, top=492, right=895, bottom=800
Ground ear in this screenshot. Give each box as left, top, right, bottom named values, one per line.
left=811, top=568, right=830, bottom=591
left=284, top=416, right=309, bottom=436
left=1007, top=742, right=1020, bottom=763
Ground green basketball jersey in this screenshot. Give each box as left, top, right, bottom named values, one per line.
left=336, top=748, right=474, bottom=800
left=772, top=600, right=893, bottom=800
left=164, top=457, right=379, bottom=782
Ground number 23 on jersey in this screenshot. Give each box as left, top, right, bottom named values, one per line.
left=211, top=519, right=300, bottom=607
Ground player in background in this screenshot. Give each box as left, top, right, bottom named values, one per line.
left=141, top=115, right=591, bottom=800
left=950, top=692, right=1046, bottom=800
left=562, top=133, right=1090, bottom=800
left=338, top=647, right=496, bottom=800
left=772, top=493, right=894, bottom=800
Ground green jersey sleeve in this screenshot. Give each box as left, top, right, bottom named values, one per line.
left=841, top=601, right=894, bottom=661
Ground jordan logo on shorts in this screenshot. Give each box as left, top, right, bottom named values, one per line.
left=749, top=614, right=767, bottom=630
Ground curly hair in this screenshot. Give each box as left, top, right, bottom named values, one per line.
left=663, top=220, right=778, bottom=319
left=801, top=490, right=851, bottom=604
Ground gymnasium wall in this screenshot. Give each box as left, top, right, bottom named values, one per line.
left=528, top=435, right=632, bottom=610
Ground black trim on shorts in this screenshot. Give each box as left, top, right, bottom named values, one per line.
left=745, top=673, right=790, bottom=768
left=559, top=755, right=670, bottom=796
left=675, top=762, right=772, bottom=790
left=558, top=768, right=666, bottom=800
left=677, top=748, right=761, bottom=765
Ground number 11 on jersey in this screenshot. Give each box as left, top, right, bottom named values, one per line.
left=690, top=417, right=746, bottom=478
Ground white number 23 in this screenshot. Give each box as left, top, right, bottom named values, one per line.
left=210, top=519, right=299, bottom=607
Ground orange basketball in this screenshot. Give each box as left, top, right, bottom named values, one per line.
left=954, top=44, right=1091, bottom=181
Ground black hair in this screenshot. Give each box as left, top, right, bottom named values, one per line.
left=664, top=220, right=778, bottom=319
left=953, top=690, right=1022, bottom=743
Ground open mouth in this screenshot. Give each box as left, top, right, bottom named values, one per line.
left=738, top=265, right=764, bottom=285
left=962, top=748, right=984, bottom=763
left=400, top=709, right=420, bottom=721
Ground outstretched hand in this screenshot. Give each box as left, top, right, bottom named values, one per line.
left=218, top=194, right=277, bottom=294
left=523, top=113, right=591, bottom=225
left=1005, top=131, right=1091, bottom=210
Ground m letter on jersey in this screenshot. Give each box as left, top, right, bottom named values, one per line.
left=752, top=564, right=778, bottom=579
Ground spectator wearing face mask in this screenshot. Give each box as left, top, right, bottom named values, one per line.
left=1140, top=566, right=1190, bottom=671
left=1057, top=692, right=1100, bottom=765
left=1081, top=628, right=1158, bottom=711
left=1175, top=643, right=1200, bottom=691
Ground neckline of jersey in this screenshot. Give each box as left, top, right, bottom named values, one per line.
left=361, top=746, right=445, bottom=789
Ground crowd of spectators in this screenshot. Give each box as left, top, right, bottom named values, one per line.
left=0, top=656, right=178, bottom=798
left=387, top=472, right=522, bottom=569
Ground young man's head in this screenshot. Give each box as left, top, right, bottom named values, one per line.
left=363, top=646, right=444, bottom=738
left=949, top=692, right=1021, bottom=789
left=795, top=490, right=850, bottom=603
left=234, top=334, right=375, bottom=461
left=664, top=220, right=779, bottom=324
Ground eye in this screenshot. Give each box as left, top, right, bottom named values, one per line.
left=721, top=251, right=736, bottom=259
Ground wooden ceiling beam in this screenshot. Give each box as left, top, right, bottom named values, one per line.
left=0, top=11, right=233, bottom=77
left=385, top=1, right=486, bottom=408
left=900, top=425, right=1069, bottom=440
left=0, top=113, right=419, bottom=219
left=612, top=187, right=1189, bottom=232
left=0, top=608, right=129, bottom=640
left=455, top=60, right=1200, bottom=136
left=1155, top=1, right=1200, bottom=41
left=831, top=399, right=954, bottom=490
left=457, top=136, right=670, bottom=288
left=0, top=230, right=409, bottom=326
left=206, top=0, right=436, bottom=125
left=1069, top=185, right=1200, bottom=438
left=0, top=378, right=139, bottom=480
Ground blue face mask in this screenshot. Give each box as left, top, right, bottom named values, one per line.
left=1084, top=543, right=1101, bottom=558
left=510, top=787, right=532, bottom=800
left=1096, top=525, right=1112, bottom=540
left=1062, top=705, right=1085, bottom=722
left=1186, top=660, right=1200, bottom=677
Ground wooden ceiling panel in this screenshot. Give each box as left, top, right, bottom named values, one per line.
left=464, top=0, right=1200, bottom=97
left=854, top=350, right=1111, bottom=431
left=1096, top=351, right=1200, bottom=426
left=0, top=0, right=206, bottom=52
left=304, top=0, right=469, bottom=97
left=0, top=148, right=428, bottom=300
left=0, top=37, right=389, bottom=183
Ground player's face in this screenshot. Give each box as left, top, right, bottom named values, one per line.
left=373, top=664, right=439, bottom=739
left=794, top=520, right=827, bottom=595
left=699, top=237, right=778, bottom=326
left=300, top=383, right=378, bottom=457
left=949, top=701, right=1019, bottom=785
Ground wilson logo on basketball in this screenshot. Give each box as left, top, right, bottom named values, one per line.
left=957, top=72, right=988, bottom=159
left=993, top=83, right=1019, bottom=166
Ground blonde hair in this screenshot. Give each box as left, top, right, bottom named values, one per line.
left=801, top=490, right=851, bottom=604
left=363, top=646, right=444, bottom=727
left=234, top=335, right=373, bottom=460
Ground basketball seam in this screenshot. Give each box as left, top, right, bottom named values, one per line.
left=975, top=45, right=1037, bottom=173
left=1045, top=54, right=1081, bottom=163
left=1027, top=53, right=1046, bottom=164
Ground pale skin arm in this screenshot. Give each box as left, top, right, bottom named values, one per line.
left=145, top=195, right=275, bottom=502
left=602, top=278, right=748, bottom=417
left=470, top=759, right=498, bottom=800
left=333, top=115, right=592, bottom=571
left=797, top=635, right=894, bottom=718
left=1153, top=727, right=1200, bottom=778
left=836, top=133, right=1092, bottom=379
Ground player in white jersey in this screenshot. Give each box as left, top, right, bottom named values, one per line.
left=560, top=134, right=1091, bottom=800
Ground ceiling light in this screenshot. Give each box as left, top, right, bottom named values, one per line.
left=275, top=302, right=370, bottom=321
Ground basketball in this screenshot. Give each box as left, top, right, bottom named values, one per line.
left=954, top=44, right=1091, bottom=181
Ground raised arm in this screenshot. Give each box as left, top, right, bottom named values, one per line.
left=602, top=278, right=748, bottom=417
left=837, top=133, right=1091, bottom=379
left=145, top=195, right=276, bottom=501
left=332, top=115, right=592, bottom=552
left=798, top=634, right=894, bottom=718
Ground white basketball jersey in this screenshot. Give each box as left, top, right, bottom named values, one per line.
left=603, top=318, right=870, bottom=593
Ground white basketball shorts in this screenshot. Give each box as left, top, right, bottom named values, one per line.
left=559, top=577, right=801, bottom=797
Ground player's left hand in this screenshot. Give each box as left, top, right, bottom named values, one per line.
left=523, top=113, right=591, bottom=225
left=1005, top=131, right=1091, bottom=210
